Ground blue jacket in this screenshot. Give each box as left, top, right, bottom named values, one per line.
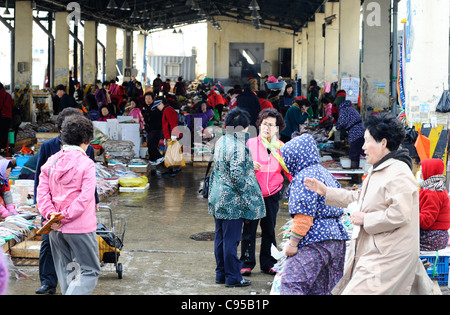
left=34, top=135, right=99, bottom=204
left=281, top=105, right=308, bottom=139
left=280, top=134, right=349, bottom=247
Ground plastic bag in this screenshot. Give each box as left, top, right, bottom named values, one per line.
left=164, top=140, right=185, bottom=168
left=119, top=176, right=148, bottom=187
left=415, top=131, right=430, bottom=161
left=436, top=90, right=450, bottom=113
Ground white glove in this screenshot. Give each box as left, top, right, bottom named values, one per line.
left=171, top=135, right=177, bottom=141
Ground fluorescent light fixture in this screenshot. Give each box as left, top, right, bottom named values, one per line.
left=242, top=49, right=255, bottom=65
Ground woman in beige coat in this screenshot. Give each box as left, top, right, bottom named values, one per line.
left=304, top=112, right=434, bottom=295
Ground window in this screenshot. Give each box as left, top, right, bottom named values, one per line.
left=165, top=63, right=180, bottom=77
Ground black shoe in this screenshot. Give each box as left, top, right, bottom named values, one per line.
left=35, top=285, right=56, bottom=294
left=215, top=279, right=225, bottom=284
left=261, top=267, right=277, bottom=275
left=225, top=279, right=251, bottom=288
left=170, top=169, right=182, bottom=177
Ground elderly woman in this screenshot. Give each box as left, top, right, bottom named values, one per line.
left=304, top=112, right=434, bottom=295
left=208, top=107, right=266, bottom=288
left=37, top=115, right=100, bottom=295
left=241, top=109, right=291, bottom=276
left=279, top=133, right=349, bottom=295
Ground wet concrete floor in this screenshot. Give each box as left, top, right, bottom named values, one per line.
left=8, top=164, right=291, bottom=295
left=7, top=164, right=449, bottom=295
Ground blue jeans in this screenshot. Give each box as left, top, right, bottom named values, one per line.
left=214, top=218, right=243, bottom=285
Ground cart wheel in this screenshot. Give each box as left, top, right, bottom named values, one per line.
left=117, top=263, right=123, bottom=279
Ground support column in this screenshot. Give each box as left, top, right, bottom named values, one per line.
left=403, top=0, right=450, bottom=126
left=14, top=0, right=33, bottom=121
left=300, top=30, right=308, bottom=95
left=136, top=33, right=146, bottom=84
left=338, top=0, right=360, bottom=82
left=106, top=26, right=117, bottom=81
left=306, top=21, right=315, bottom=85
left=324, top=1, right=340, bottom=84
left=314, top=13, right=325, bottom=83
left=83, top=20, right=98, bottom=88
left=123, top=29, right=134, bottom=81
left=361, top=0, right=391, bottom=118
left=54, top=12, right=70, bottom=87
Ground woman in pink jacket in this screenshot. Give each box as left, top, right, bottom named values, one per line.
left=37, top=115, right=100, bottom=295
left=240, top=109, right=292, bottom=276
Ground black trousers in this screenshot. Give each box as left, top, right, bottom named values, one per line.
left=240, top=191, right=280, bottom=271
left=146, top=129, right=163, bottom=162
left=38, top=231, right=58, bottom=288
left=0, top=117, right=11, bottom=151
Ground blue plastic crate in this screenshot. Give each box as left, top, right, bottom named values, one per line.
left=420, top=255, right=449, bottom=286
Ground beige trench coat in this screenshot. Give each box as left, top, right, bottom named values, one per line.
left=325, top=158, right=434, bottom=295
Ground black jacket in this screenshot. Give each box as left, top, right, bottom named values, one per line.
left=236, top=89, right=261, bottom=127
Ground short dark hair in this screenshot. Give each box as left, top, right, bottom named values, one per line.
left=363, top=112, right=405, bottom=151
left=56, top=108, right=84, bottom=131
left=294, top=98, right=311, bottom=108
left=61, top=115, right=94, bottom=146
left=144, top=92, right=154, bottom=99
left=256, top=108, right=286, bottom=131
left=225, top=107, right=250, bottom=128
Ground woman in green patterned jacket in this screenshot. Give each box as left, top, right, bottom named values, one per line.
left=208, top=107, right=266, bottom=288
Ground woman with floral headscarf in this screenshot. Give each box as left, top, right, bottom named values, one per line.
left=279, top=134, right=349, bottom=295
left=336, top=100, right=365, bottom=172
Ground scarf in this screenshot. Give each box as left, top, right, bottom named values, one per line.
left=420, top=175, right=446, bottom=191
left=373, top=149, right=413, bottom=171
left=260, top=136, right=290, bottom=174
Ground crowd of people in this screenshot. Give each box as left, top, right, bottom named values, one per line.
left=0, top=72, right=449, bottom=295
left=204, top=78, right=449, bottom=295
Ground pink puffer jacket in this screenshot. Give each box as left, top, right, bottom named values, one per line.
left=37, top=150, right=97, bottom=234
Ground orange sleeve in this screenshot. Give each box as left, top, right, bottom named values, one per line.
left=291, top=213, right=314, bottom=237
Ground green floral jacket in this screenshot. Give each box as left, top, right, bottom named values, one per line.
left=208, top=132, right=266, bottom=220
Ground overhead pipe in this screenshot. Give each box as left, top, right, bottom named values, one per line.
left=33, top=16, right=54, bottom=89
left=0, top=15, right=14, bottom=94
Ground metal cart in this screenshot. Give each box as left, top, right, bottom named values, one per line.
left=96, top=205, right=127, bottom=279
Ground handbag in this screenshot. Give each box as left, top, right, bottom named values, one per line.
left=199, top=156, right=213, bottom=199
left=436, top=90, right=450, bottom=113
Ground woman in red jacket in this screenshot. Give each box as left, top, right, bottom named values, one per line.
left=418, top=158, right=450, bottom=251
left=155, top=100, right=182, bottom=177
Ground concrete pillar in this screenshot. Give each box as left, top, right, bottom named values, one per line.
left=324, top=2, right=340, bottom=84
left=54, top=12, right=70, bottom=87
left=136, top=33, right=146, bottom=84
left=361, top=0, right=391, bottom=118
left=123, top=29, right=134, bottom=81
left=403, top=0, right=450, bottom=126
left=338, top=0, right=361, bottom=81
left=306, top=21, right=315, bottom=85
left=106, top=26, right=117, bottom=81
left=300, top=30, right=308, bottom=91
left=83, top=20, right=98, bottom=87
left=314, top=13, right=325, bottom=83
left=14, top=1, right=33, bottom=87
left=14, top=0, right=33, bottom=121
